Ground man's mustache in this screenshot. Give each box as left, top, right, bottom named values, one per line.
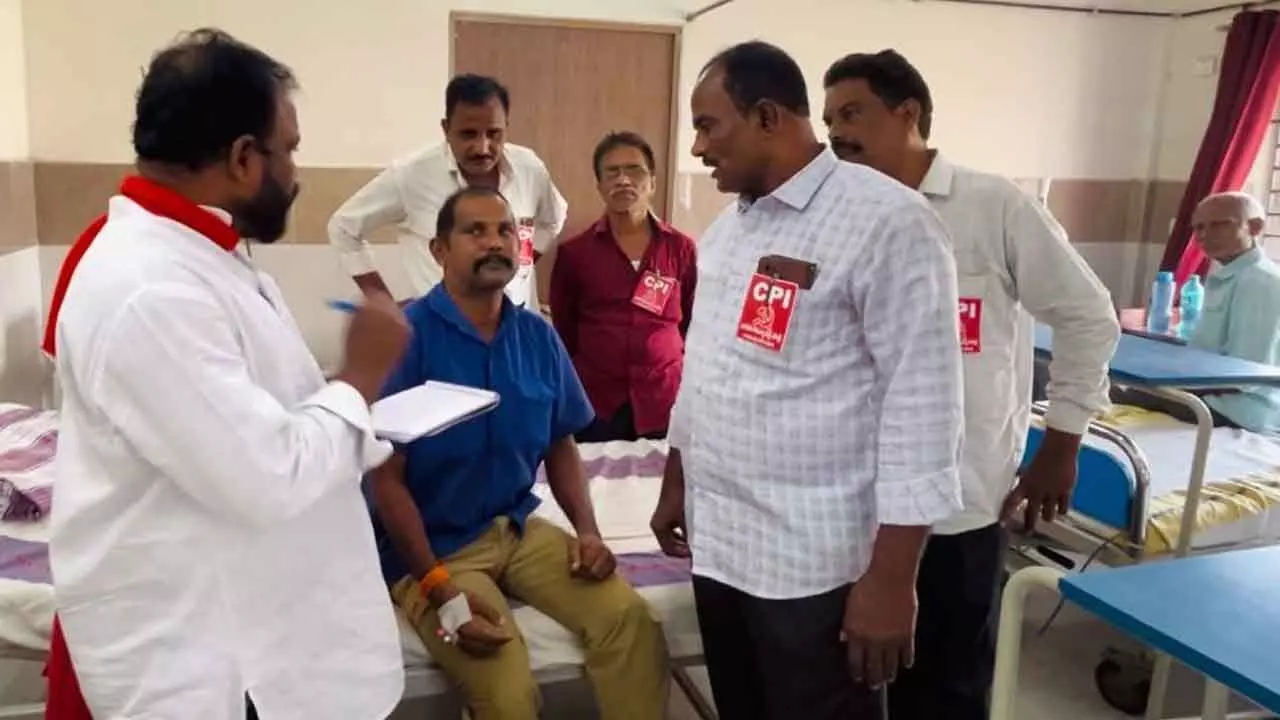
left=473, top=254, right=514, bottom=272
left=831, top=140, right=862, bottom=156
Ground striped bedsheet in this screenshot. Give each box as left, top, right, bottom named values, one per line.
left=0, top=404, right=58, bottom=652
left=0, top=404, right=56, bottom=589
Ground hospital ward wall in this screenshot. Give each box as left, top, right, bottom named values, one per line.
left=11, top=0, right=1219, bottom=390
left=0, top=0, right=43, bottom=408
left=1133, top=7, right=1255, bottom=304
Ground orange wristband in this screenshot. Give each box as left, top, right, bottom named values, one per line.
left=418, top=564, right=450, bottom=597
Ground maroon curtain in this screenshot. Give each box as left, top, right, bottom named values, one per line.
left=1161, top=10, right=1280, bottom=283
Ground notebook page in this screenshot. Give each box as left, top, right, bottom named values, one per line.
left=371, top=380, right=500, bottom=443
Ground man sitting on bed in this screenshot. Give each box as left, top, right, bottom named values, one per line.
left=367, top=186, right=669, bottom=720
left=1119, top=192, right=1280, bottom=433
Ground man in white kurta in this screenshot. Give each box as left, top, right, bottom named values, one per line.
left=46, top=29, right=404, bottom=720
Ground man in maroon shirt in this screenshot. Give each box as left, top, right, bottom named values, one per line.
left=550, top=131, right=697, bottom=442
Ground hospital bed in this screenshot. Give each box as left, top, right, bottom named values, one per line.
left=0, top=404, right=711, bottom=719
left=1016, top=326, right=1280, bottom=718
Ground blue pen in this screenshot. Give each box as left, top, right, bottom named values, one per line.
left=326, top=299, right=359, bottom=314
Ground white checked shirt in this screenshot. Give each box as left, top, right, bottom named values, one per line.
left=669, top=148, right=965, bottom=600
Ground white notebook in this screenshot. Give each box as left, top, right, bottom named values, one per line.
left=371, top=380, right=500, bottom=444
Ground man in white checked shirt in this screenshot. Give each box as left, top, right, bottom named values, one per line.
left=651, top=41, right=965, bottom=720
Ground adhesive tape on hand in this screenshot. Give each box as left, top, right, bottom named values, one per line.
left=438, top=593, right=473, bottom=635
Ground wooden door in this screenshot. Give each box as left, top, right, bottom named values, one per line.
left=451, top=15, right=679, bottom=304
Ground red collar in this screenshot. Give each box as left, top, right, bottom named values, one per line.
left=118, top=175, right=239, bottom=251
left=41, top=176, right=241, bottom=357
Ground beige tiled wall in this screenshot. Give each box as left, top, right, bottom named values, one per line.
left=20, top=160, right=1188, bottom=376
left=0, top=161, right=34, bottom=254
left=26, top=161, right=1186, bottom=254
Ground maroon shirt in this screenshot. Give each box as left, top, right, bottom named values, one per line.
left=550, top=215, right=697, bottom=436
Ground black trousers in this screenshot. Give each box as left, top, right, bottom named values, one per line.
left=887, top=523, right=1006, bottom=720
left=574, top=402, right=667, bottom=443
left=693, top=575, right=885, bottom=720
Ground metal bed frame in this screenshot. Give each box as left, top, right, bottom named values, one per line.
left=1008, top=384, right=1251, bottom=718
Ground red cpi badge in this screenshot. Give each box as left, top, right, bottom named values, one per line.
left=632, top=271, right=676, bottom=315
left=516, top=220, right=536, bottom=267
left=958, top=297, right=982, bottom=353
left=736, top=273, right=799, bottom=352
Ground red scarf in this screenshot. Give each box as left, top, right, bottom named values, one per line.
left=41, top=175, right=239, bottom=357
left=42, top=176, right=239, bottom=720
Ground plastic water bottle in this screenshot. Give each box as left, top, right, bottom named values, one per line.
left=1179, top=275, right=1204, bottom=338
left=1147, top=271, right=1175, bottom=334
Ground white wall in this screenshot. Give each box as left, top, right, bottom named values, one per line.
left=0, top=0, right=27, bottom=160
left=22, top=0, right=688, bottom=167
left=0, top=0, right=45, bottom=408
left=24, top=0, right=1170, bottom=182
left=1153, top=10, right=1229, bottom=182
left=678, top=0, right=1171, bottom=180
left=10, top=0, right=1236, bottom=368
left=1126, top=8, right=1257, bottom=301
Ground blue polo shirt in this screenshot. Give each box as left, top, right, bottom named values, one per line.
left=371, top=285, right=595, bottom=585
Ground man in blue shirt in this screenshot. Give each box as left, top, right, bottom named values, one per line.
left=1117, top=192, right=1280, bottom=432
left=367, top=186, right=669, bottom=719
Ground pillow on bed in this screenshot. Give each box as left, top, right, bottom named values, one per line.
left=0, top=404, right=57, bottom=521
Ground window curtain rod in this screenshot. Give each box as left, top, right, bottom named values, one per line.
left=1185, top=0, right=1279, bottom=18
left=685, top=0, right=734, bottom=22
left=919, top=0, right=1165, bottom=17
left=684, top=0, right=1279, bottom=23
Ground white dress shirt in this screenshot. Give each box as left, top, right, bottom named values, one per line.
left=52, top=197, right=404, bottom=720
left=669, top=148, right=965, bottom=600
left=327, top=142, right=569, bottom=308
left=920, top=153, right=1119, bottom=536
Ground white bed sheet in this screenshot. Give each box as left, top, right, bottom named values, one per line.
left=0, top=439, right=700, bottom=694
left=1081, top=418, right=1280, bottom=548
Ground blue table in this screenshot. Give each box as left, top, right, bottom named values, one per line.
left=1028, top=324, right=1280, bottom=718
left=992, top=551, right=1280, bottom=719
left=1063, top=547, right=1280, bottom=715
left=1123, top=325, right=1188, bottom=345
left=1034, top=324, right=1280, bottom=389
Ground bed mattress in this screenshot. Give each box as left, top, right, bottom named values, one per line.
left=0, top=407, right=700, bottom=688
left=1075, top=405, right=1280, bottom=554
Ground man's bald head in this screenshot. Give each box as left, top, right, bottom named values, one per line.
left=1192, top=191, right=1266, bottom=263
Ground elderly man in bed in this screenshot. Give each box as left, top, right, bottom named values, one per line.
left=367, top=185, right=669, bottom=720
left=1116, top=191, right=1280, bottom=433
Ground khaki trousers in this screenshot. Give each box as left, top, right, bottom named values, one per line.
left=392, top=517, right=670, bottom=719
